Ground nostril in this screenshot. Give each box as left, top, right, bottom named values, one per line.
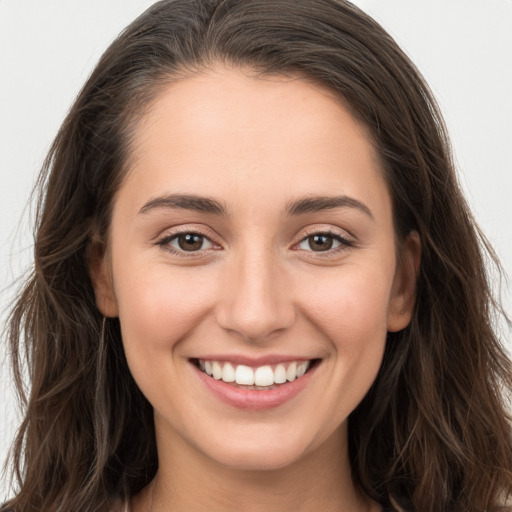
left=215, top=274, right=296, bottom=342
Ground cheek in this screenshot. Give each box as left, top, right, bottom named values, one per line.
left=301, top=265, right=393, bottom=345
left=298, top=263, right=392, bottom=400
left=112, top=258, right=218, bottom=354
left=284, top=265, right=394, bottom=439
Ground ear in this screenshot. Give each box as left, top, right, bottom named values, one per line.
left=88, top=238, right=119, bottom=318
left=387, top=231, right=421, bottom=332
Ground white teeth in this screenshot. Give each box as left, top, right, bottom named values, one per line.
left=296, top=361, right=308, bottom=378
left=198, top=359, right=313, bottom=387
left=212, top=361, right=223, bottom=380
left=235, top=365, right=254, bottom=385
left=286, top=362, right=297, bottom=381
left=222, top=362, right=235, bottom=383
left=254, top=365, right=274, bottom=386
left=274, top=364, right=287, bottom=384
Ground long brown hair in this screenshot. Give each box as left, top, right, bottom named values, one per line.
left=3, top=1, right=511, bottom=511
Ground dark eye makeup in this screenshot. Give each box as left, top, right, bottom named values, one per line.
left=155, top=226, right=355, bottom=258
left=297, top=230, right=355, bottom=253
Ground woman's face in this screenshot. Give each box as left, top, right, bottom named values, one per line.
left=92, top=65, right=417, bottom=471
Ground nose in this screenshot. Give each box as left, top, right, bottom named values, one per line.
left=215, top=246, right=295, bottom=342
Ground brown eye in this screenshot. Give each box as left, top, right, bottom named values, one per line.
left=307, top=234, right=333, bottom=251
left=297, top=232, right=351, bottom=253
left=166, top=233, right=214, bottom=252
left=177, top=233, right=205, bottom=251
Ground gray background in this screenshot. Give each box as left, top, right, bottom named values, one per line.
left=1, top=0, right=511, bottom=500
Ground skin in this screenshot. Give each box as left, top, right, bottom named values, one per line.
left=91, top=64, right=419, bottom=512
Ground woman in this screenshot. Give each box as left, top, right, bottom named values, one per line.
left=2, top=0, right=511, bottom=511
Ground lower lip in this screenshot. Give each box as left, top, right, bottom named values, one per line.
left=193, top=362, right=318, bottom=410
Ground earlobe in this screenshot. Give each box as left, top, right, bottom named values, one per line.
left=387, top=231, right=421, bottom=332
left=88, top=239, right=119, bottom=318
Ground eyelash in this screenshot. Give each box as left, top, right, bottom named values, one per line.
left=296, top=228, right=355, bottom=256
left=156, top=227, right=217, bottom=257
left=155, top=227, right=355, bottom=257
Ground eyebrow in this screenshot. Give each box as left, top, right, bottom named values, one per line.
left=284, top=195, right=374, bottom=219
left=138, top=193, right=373, bottom=219
left=139, top=194, right=227, bottom=215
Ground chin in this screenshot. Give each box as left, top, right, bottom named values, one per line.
left=211, top=445, right=306, bottom=472
left=197, top=426, right=322, bottom=472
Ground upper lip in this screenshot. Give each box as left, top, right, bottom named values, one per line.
left=191, top=354, right=318, bottom=366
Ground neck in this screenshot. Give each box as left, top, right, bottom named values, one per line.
left=132, top=418, right=377, bottom=512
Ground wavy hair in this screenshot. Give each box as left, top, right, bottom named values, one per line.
left=3, top=1, right=512, bottom=511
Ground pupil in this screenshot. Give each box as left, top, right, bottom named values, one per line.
left=310, top=234, right=333, bottom=251
left=178, top=233, right=203, bottom=251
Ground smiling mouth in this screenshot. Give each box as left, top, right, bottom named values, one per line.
left=191, top=358, right=320, bottom=390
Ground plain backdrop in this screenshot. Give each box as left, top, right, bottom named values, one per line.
left=1, top=0, right=511, bottom=501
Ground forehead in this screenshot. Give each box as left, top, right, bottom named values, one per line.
left=119, top=65, right=390, bottom=220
